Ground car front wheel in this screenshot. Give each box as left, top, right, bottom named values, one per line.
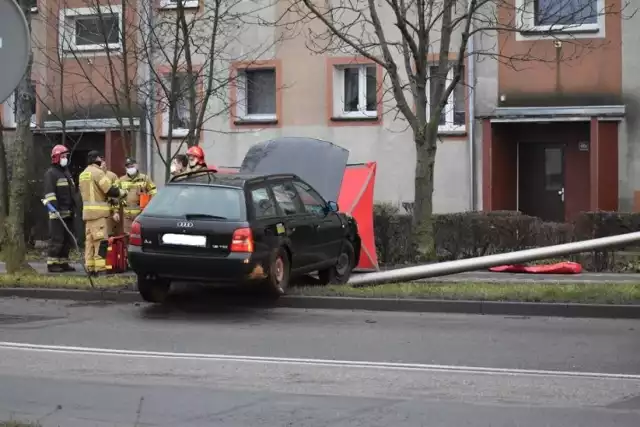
left=318, top=240, right=355, bottom=285
left=137, top=275, right=171, bottom=303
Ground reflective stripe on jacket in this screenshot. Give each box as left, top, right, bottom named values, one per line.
left=119, top=173, right=157, bottom=217
left=43, top=165, right=76, bottom=219
left=79, top=164, right=118, bottom=221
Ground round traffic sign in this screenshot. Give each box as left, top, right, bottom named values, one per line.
left=0, top=0, right=30, bottom=103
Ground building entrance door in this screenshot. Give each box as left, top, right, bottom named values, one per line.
left=518, top=143, right=566, bottom=222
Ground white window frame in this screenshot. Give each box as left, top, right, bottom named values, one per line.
left=515, top=0, right=605, bottom=40
left=160, top=72, right=197, bottom=138
left=3, top=91, right=37, bottom=129
left=59, top=6, right=123, bottom=53
left=235, top=68, right=277, bottom=122
left=159, top=0, right=199, bottom=10
left=426, top=66, right=466, bottom=134
left=332, top=64, right=378, bottom=119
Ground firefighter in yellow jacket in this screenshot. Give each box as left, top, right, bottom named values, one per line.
left=119, top=157, right=157, bottom=234
left=79, top=151, right=127, bottom=274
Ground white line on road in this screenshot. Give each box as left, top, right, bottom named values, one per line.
left=1, top=341, right=639, bottom=381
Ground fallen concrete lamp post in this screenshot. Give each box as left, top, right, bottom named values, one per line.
left=348, top=231, right=640, bottom=286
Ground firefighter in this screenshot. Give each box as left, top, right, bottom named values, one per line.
left=185, top=146, right=209, bottom=172
left=43, top=144, right=77, bottom=272
left=79, top=151, right=127, bottom=275
left=100, top=161, right=122, bottom=236
left=119, top=157, right=157, bottom=234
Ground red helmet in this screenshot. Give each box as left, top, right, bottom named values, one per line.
left=51, top=144, right=69, bottom=164
left=186, top=146, right=205, bottom=164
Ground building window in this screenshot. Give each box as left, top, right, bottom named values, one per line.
left=236, top=68, right=277, bottom=122
left=161, top=72, right=197, bottom=138
left=3, top=81, right=37, bottom=129
left=59, top=6, right=122, bottom=53
left=332, top=64, right=377, bottom=118
left=159, top=0, right=199, bottom=9
left=428, top=65, right=465, bottom=133
left=517, top=0, right=603, bottom=38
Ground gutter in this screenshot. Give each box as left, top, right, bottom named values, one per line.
left=467, top=4, right=476, bottom=211
left=141, top=0, right=154, bottom=177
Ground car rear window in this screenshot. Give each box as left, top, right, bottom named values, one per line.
left=142, top=185, right=246, bottom=221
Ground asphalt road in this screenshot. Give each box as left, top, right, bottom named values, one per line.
left=0, top=297, right=639, bottom=426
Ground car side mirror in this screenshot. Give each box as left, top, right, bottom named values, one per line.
left=327, top=201, right=339, bottom=213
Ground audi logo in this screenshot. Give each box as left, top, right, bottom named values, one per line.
left=176, top=221, right=194, bottom=228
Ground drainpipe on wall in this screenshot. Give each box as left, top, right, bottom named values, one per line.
left=141, top=0, right=154, bottom=177
left=467, top=3, right=476, bottom=211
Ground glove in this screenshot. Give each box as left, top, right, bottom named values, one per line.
left=41, top=199, right=57, bottom=214
left=112, top=212, right=120, bottom=222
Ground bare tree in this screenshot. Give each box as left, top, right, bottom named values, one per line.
left=2, top=0, right=36, bottom=272
left=143, top=0, right=288, bottom=180
left=291, top=0, right=630, bottom=259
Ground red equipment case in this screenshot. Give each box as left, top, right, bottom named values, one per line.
left=106, top=235, right=129, bottom=273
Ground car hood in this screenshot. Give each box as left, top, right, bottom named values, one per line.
left=239, top=137, right=349, bottom=202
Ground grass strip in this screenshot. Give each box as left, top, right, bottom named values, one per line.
left=0, top=273, right=133, bottom=290
left=290, top=282, right=640, bottom=305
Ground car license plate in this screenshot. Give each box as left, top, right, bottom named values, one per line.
left=161, top=233, right=207, bottom=247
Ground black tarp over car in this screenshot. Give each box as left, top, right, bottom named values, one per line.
left=239, top=137, right=349, bottom=202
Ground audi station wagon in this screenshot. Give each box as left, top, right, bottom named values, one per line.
left=128, top=171, right=361, bottom=303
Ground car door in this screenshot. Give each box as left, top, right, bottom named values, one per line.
left=292, top=179, right=343, bottom=267
left=247, top=184, right=283, bottom=256
left=269, top=180, right=315, bottom=272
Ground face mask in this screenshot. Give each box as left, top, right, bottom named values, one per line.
left=126, top=167, right=137, bottom=176
left=188, top=159, right=197, bottom=167
left=59, top=158, right=68, bottom=168
left=170, top=164, right=177, bottom=174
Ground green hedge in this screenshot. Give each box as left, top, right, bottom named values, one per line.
left=373, top=204, right=640, bottom=272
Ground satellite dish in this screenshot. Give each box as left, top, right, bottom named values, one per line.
left=0, top=0, right=30, bottom=103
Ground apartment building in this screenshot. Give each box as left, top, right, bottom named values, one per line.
left=2, top=0, right=635, bottom=220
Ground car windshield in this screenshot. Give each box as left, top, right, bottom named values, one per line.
left=142, top=185, right=246, bottom=221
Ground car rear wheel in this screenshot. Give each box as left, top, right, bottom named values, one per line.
left=137, top=275, right=171, bottom=303
left=265, top=247, right=290, bottom=297
left=318, top=240, right=355, bottom=285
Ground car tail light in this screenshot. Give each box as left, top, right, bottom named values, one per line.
left=230, top=227, right=253, bottom=253
left=130, top=220, right=142, bottom=246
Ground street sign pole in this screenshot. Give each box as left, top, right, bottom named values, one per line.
left=0, top=0, right=31, bottom=103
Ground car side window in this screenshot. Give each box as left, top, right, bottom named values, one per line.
left=271, top=182, right=303, bottom=216
left=250, top=186, right=276, bottom=219
left=293, top=181, right=326, bottom=217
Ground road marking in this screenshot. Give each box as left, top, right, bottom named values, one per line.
left=1, top=341, right=639, bottom=381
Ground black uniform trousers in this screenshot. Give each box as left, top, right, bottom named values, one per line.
left=47, top=217, right=75, bottom=265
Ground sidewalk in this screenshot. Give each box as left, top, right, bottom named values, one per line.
left=1, top=262, right=639, bottom=283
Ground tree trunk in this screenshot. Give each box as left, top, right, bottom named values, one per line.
left=0, top=123, right=9, bottom=250
left=5, top=0, right=34, bottom=273
left=412, top=137, right=437, bottom=261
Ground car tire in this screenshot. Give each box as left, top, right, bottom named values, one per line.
left=264, top=247, right=290, bottom=297
left=137, top=275, right=171, bottom=304
left=318, top=240, right=355, bottom=285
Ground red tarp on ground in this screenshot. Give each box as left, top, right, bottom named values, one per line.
left=338, top=162, right=379, bottom=271
left=215, top=163, right=380, bottom=271
left=489, top=262, right=583, bottom=274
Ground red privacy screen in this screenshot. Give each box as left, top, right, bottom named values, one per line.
left=337, top=162, right=378, bottom=271
left=216, top=162, right=380, bottom=271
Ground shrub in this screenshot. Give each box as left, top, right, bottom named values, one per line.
left=372, top=205, right=640, bottom=272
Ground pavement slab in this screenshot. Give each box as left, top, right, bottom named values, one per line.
left=1, top=261, right=640, bottom=282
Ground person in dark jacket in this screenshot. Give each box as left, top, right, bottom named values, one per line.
left=43, top=144, right=77, bottom=272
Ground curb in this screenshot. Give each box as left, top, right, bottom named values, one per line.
left=1, top=287, right=640, bottom=319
